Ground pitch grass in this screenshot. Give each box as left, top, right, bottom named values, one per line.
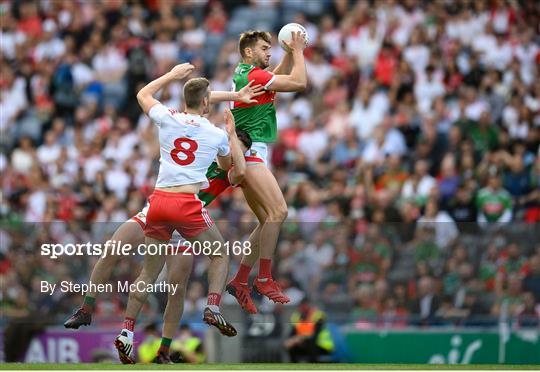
left=1, top=364, right=539, bottom=370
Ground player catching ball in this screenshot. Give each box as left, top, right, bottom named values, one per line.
left=226, top=30, right=307, bottom=311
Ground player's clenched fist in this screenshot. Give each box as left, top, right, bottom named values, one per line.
left=168, top=63, right=195, bottom=80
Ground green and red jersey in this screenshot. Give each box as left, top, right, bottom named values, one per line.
left=198, top=162, right=233, bottom=206
left=231, top=63, right=277, bottom=143
left=476, top=187, right=512, bottom=222
left=198, top=155, right=262, bottom=206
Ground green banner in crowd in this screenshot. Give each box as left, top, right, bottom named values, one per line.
left=343, top=328, right=540, bottom=364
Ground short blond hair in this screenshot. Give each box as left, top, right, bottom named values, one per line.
left=183, top=77, right=210, bottom=108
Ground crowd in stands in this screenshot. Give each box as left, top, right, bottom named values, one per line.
left=1, top=0, right=539, bottom=329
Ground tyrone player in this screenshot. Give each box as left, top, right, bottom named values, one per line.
left=64, top=129, right=254, bottom=364
left=114, top=63, right=250, bottom=363
left=226, top=30, right=307, bottom=311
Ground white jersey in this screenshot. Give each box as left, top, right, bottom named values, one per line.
left=148, top=103, right=230, bottom=188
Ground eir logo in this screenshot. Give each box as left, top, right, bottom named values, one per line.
left=429, top=336, right=483, bottom=364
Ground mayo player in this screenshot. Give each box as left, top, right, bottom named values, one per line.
left=226, top=30, right=307, bottom=312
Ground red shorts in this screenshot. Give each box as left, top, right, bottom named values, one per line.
left=144, top=190, right=214, bottom=240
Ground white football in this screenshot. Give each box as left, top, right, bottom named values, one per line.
left=278, top=23, right=309, bottom=52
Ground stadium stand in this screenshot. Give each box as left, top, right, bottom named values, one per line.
left=1, top=0, right=539, bottom=362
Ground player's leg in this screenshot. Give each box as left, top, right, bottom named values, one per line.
left=242, top=164, right=290, bottom=303
left=64, top=220, right=145, bottom=329
left=240, top=187, right=266, bottom=269
left=187, top=224, right=237, bottom=337
left=241, top=224, right=261, bottom=267
left=226, top=188, right=266, bottom=313
left=155, top=253, right=193, bottom=364
left=115, top=236, right=167, bottom=364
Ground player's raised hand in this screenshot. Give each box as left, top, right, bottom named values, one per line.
left=237, top=80, right=265, bottom=104
left=224, top=108, right=236, bottom=136
left=283, top=31, right=307, bottom=53
left=169, top=63, right=195, bottom=80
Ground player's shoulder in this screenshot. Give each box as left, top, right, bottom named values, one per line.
left=151, top=102, right=180, bottom=114
left=152, top=104, right=180, bottom=121
left=235, top=62, right=255, bottom=74
left=166, top=106, right=181, bottom=116
left=249, top=65, right=272, bottom=75
left=200, top=119, right=228, bottom=139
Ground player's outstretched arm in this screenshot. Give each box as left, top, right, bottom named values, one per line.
left=136, top=63, right=194, bottom=114
left=224, top=109, right=246, bottom=185
left=268, top=31, right=307, bottom=92
left=210, top=81, right=264, bottom=104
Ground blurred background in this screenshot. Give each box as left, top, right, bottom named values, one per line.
left=1, top=0, right=539, bottom=365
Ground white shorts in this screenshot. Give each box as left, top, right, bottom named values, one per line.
left=244, top=142, right=268, bottom=166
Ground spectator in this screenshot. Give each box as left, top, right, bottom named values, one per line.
left=445, top=183, right=477, bottom=233
left=415, top=65, right=445, bottom=114
left=476, top=172, right=513, bottom=226
left=523, top=255, right=540, bottom=303
left=409, top=276, right=441, bottom=325
left=491, top=274, right=524, bottom=318
left=416, top=199, right=459, bottom=249
left=349, top=85, right=387, bottom=141
left=401, top=159, right=437, bottom=206
left=33, top=19, right=65, bottom=62
left=10, top=136, right=35, bottom=174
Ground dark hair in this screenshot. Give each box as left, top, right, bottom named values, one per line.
left=235, top=128, right=252, bottom=149
left=183, top=77, right=210, bottom=108
left=238, top=30, right=271, bottom=58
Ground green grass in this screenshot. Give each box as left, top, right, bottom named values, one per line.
left=1, top=364, right=539, bottom=370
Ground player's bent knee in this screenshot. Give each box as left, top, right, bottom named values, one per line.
left=267, top=203, right=288, bottom=222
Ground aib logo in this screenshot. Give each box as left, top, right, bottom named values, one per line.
left=428, top=336, right=483, bottom=364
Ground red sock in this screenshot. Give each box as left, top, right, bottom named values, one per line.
left=207, top=293, right=221, bottom=306
left=233, top=264, right=252, bottom=284
left=258, top=258, right=272, bottom=280
left=123, top=317, right=135, bottom=332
